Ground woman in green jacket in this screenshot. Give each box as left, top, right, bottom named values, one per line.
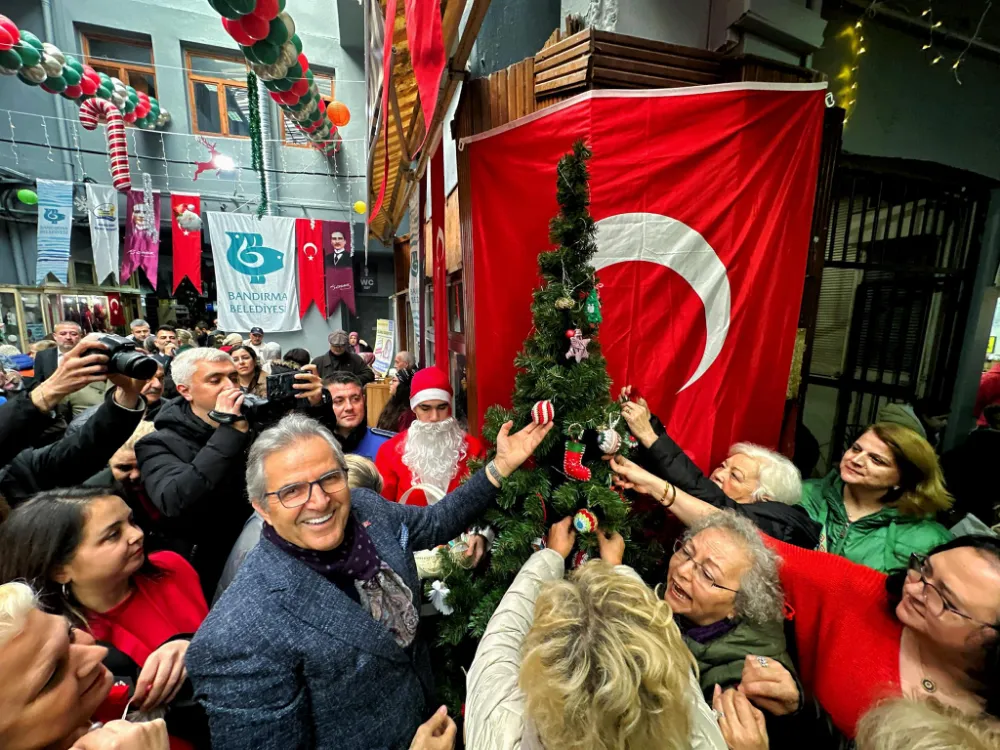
left=803, top=422, right=953, bottom=572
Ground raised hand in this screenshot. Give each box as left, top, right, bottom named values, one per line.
left=621, top=396, right=657, bottom=447
left=546, top=517, right=576, bottom=559
left=596, top=529, right=625, bottom=566
left=31, top=337, right=109, bottom=412
left=607, top=455, right=668, bottom=501
left=293, top=363, right=325, bottom=406
left=494, top=420, right=554, bottom=476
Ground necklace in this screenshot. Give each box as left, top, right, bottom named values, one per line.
left=921, top=677, right=937, bottom=693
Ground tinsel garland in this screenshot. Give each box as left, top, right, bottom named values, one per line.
left=246, top=71, right=269, bottom=219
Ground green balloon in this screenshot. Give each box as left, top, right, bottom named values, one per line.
left=149, top=101, right=160, bottom=116
left=96, top=84, right=112, bottom=99
left=305, top=68, right=314, bottom=82
left=271, top=76, right=293, bottom=92
left=0, top=49, right=21, bottom=70
left=229, top=0, right=256, bottom=13
left=62, top=66, right=81, bottom=86
left=266, top=17, right=289, bottom=47
left=290, top=34, right=302, bottom=55
left=19, top=31, right=43, bottom=52
left=44, top=75, right=67, bottom=92
left=17, top=188, right=38, bottom=205
left=241, top=44, right=262, bottom=65
left=250, top=40, right=279, bottom=65
left=210, top=0, right=245, bottom=20
left=64, top=54, right=83, bottom=73
left=16, top=42, right=40, bottom=68
left=277, top=0, right=286, bottom=10
left=98, top=71, right=112, bottom=84
left=123, top=97, right=135, bottom=113
left=284, top=62, right=303, bottom=81
left=125, top=85, right=136, bottom=97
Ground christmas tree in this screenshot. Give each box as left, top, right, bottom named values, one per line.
left=428, top=140, right=660, bottom=709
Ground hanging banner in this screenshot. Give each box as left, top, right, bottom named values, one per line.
left=372, top=319, right=395, bottom=377
left=34, top=179, right=74, bottom=284
left=295, top=218, right=327, bottom=319
left=106, top=291, right=126, bottom=327
left=85, top=184, right=120, bottom=285
left=404, top=0, right=445, bottom=155
left=121, top=189, right=160, bottom=286
left=324, top=220, right=356, bottom=315
left=171, top=193, right=203, bottom=294
left=466, top=83, right=826, bottom=470
left=207, top=212, right=300, bottom=332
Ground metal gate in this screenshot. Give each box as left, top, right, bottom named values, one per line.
left=805, top=155, right=990, bottom=462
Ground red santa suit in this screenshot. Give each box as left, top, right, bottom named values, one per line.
left=375, top=367, right=486, bottom=506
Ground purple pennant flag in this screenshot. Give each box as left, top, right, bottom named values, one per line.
left=121, top=189, right=160, bottom=286
left=324, top=220, right=355, bottom=315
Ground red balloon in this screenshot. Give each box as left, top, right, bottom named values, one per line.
left=135, top=102, right=150, bottom=118
left=291, top=77, right=308, bottom=97
left=40, top=83, right=57, bottom=94
left=269, top=90, right=284, bottom=103
left=0, top=27, right=13, bottom=53
left=0, top=15, right=18, bottom=52
left=278, top=90, right=300, bottom=106
left=64, top=84, right=82, bottom=99
left=237, top=13, right=269, bottom=41
left=123, top=110, right=138, bottom=123
left=222, top=17, right=255, bottom=46
left=251, top=0, right=280, bottom=21
left=298, top=53, right=309, bottom=71
left=83, top=66, right=101, bottom=84
left=80, top=75, right=98, bottom=96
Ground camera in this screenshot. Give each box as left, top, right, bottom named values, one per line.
left=84, top=334, right=158, bottom=380
left=239, top=369, right=306, bottom=424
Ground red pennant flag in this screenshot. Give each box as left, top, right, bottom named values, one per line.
left=171, top=192, right=202, bottom=293
left=404, top=0, right=445, bottom=156
left=467, top=84, right=825, bottom=471
left=106, top=292, right=125, bottom=327
left=368, top=0, right=396, bottom=225
left=296, top=218, right=327, bottom=319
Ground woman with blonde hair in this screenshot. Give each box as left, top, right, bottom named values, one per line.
left=856, top=698, right=1000, bottom=750
left=802, top=422, right=953, bottom=571
left=465, top=517, right=726, bottom=750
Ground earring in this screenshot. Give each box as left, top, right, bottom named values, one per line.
left=61, top=582, right=70, bottom=598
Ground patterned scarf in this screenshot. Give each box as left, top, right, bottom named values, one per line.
left=263, top=518, right=419, bottom=648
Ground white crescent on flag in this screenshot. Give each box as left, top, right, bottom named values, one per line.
left=593, top=212, right=731, bottom=392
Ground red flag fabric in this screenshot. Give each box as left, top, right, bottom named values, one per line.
left=404, top=0, right=445, bottom=155
left=296, top=218, right=327, bottom=318
left=466, top=84, right=825, bottom=471
left=106, top=292, right=125, bottom=327
left=170, top=193, right=202, bottom=293
left=324, top=220, right=356, bottom=315
left=368, top=0, right=396, bottom=225
left=430, top=142, right=448, bottom=376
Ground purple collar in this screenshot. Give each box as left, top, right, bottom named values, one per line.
left=262, top=515, right=381, bottom=584
left=675, top=615, right=738, bottom=644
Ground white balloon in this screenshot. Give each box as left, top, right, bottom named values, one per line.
left=280, top=12, right=295, bottom=37
left=278, top=41, right=296, bottom=67
left=22, top=64, right=46, bottom=83
left=42, top=43, right=65, bottom=66
left=0, top=66, right=18, bottom=76
left=41, top=54, right=62, bottom=77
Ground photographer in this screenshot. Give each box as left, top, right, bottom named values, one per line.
left=0, top=336, right=151, bottom=506
left=135, top=348, right=326, bottom=596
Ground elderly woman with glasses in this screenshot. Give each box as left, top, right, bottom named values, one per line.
left=186, top=412, right=552, bottom=750
left=728, top=534, right=1000, bottom=742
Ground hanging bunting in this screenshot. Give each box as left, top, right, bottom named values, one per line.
left=121, top=188, right=160, bottom=286
left=324, top=219, right=355, bottom=315
left=85, top=183, right=120, bottom=284
left=171, top=192, right=203, bottom=293
left=295, top=217, right=327, bottom=319
left=368, top=0, right=396, bottom=223
left=404, top=0, right=445, bottom=155
left=33, top=178, right=74, bottom=284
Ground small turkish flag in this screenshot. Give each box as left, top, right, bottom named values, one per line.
left=296, top=218, right=327, bottom=318
left=106, top=292, right=125, bottom=327
left=171, top=192, right=202, bottom=294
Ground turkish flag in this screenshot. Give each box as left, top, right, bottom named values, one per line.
left=296, top=218, right=327, bottom=318
left=106, top=292, right=125, bottom=327
left=171, top=193, right=202, bottom=293
left=404, top=0, right=445, bottom=155
left=467, top=84, right=825, bottom=471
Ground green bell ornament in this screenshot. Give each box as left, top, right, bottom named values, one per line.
left=585, top=287, right=602, bottom=324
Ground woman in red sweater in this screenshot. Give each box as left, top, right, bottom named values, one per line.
left=756, top=534, right=1000, bottom=738
left=0, top=486, right=209, bottom=748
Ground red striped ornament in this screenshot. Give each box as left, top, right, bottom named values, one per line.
left=79, top=99, right=130, bottom=192
left=530, top=400, right=555, bottom=425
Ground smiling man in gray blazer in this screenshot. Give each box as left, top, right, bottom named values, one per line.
left=186, top=410, right=551, bottom=750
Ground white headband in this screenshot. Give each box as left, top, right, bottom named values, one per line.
left=410, top=388, right=452, bottom=410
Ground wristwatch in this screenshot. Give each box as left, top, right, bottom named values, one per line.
left=208, top=410, right=247, bottom=425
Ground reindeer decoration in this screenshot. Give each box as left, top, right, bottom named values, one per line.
left=193, top=136, right=224, bottom=181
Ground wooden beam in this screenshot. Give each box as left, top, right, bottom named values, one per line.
left=388, top=51, right=411, bottom=166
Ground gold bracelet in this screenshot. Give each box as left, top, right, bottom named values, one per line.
left=662, top=481, right=676, bottom=508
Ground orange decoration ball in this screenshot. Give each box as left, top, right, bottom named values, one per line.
left=326, top=100, right=351, bottom=127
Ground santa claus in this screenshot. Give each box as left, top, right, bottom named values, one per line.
left=375, top=367, right=485, bottom=506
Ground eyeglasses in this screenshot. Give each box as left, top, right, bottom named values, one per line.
left=264, top=469, right=349, bottom=509
left=672, top=539, right=739, bottom=594
left=906, top=554, right=996, bottom=629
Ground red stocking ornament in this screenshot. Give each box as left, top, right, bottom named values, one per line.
left=563, top=440, right=591, bottom=481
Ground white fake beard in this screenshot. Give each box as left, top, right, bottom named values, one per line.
left=402, top=417, right=467, bottom=492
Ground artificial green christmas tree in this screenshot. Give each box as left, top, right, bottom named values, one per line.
left=427, top=140, right=660, bottom=709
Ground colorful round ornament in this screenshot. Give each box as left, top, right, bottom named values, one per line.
left=573, top=509, right=598, bottom=534
left=597, top=428, right=621, bottom=455
left=530, top=400, right=555, bottom=425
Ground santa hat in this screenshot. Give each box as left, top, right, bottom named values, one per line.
left=409, top=367, right=452, bottom=410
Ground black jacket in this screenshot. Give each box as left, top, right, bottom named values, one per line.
left=65, top=394, right=166, bottom=439
left=0, top=391, right=60, bottom=468
left=32, top=346, right=58, bottom=383
left=0, top=389, right=145, bottom=506
left=311, top=349, right=375, bottom=385
left=134, top=398, right=253, bottom=596
left=637, top=421, right=821, bottom=549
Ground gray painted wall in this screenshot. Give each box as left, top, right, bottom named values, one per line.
left=0, top=0, right=380, bottom=357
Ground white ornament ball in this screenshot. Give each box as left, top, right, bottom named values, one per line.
left=530, top=400, right=555, bottom=425
left=598, top=429, right=621, bottom=455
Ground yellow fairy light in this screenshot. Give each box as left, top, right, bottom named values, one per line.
left=922, top=43, right=932, bottom=49
left=932, top=54, right=944, bottom=64
left=855, top=20, right=863, bottom=28
left=921, top=8, right=931, bottom=16
left=851, top=82, right=858, bottom=89
left=859, top=46, right=867, bottom=54
left=952, top=60, right=961, bottom=69
left=932, top=20, right=942, bottom=28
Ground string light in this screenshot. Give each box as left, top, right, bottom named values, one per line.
left=917, top=0, right=992, bottom=84
left=932, top=54, right=945, bottom=64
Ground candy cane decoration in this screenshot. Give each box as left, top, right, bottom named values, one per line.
left=79, top=99, right=130, bottom=192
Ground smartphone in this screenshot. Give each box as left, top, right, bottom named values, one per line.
left=266, top=369, right=304, bottom=402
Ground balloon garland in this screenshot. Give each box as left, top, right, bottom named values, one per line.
left=208, top=0, right=344, bottom=156
left=0, top=15, right=170, bottom=130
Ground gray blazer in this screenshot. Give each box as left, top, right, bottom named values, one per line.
left=186, top=471, right=496, bottom=750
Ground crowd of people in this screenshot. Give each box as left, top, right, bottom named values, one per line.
left=0, top=316, right=998, bottom=750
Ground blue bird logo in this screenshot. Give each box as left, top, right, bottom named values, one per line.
left=225, top=232, right=284, bottom=285
left=43, top=208, right=65, bottom=224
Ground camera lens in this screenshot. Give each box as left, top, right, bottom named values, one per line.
left=110, top=350, right=159, bottom=380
